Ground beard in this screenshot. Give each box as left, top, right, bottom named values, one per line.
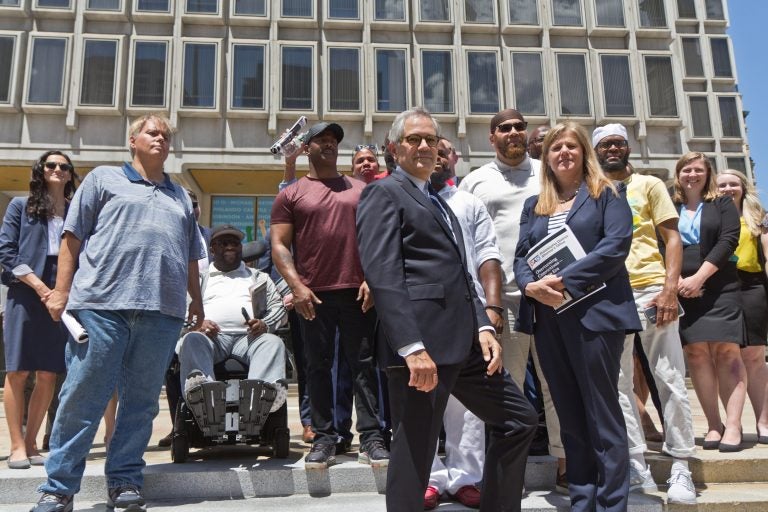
left=502, top=142, right=526, bottom=161
left=599, top=153, right=629, bottom=172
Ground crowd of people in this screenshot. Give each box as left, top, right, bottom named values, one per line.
left=0, top=107, right=767, bottom=512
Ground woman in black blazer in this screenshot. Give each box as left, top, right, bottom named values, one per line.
left=514, top=122, right=640, bottom=512
left=673, top=152, right=746, bottom=452
left=0, top=151, right=77, bottom=469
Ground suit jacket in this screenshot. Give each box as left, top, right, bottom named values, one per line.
left=356, top=169, right=490, bottom=368
left=0, top=197, right=65, bottom=286
left=672, top=195, right=740, bottom=290
left=514, top=183, right=642, bottom=335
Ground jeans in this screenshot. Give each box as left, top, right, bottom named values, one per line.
left=40, top=309, right=183, bottom=495
left=617, top=286, right=696, bottom=459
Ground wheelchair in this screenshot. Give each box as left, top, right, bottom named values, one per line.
left=170, top=357, right=290, bottom=463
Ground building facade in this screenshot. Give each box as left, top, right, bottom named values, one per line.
left=0, top=0, right=750, bottom=237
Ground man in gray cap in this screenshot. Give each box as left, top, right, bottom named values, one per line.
left=458, top=109, right=565, bottom=489
left=271, top=122, right=389, bottom=469
left=593, top=124, right=697, bottom=505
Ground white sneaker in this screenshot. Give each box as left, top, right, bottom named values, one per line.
left=184, top=370, right=213, bottom=395
left=667, top=467, right=697, bottom=504
left=629, top=464, right=658, bottom=493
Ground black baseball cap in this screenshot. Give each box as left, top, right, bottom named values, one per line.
left=304, top=122, right=344, bottom=144
left=210, top=224, right=244, bottom=242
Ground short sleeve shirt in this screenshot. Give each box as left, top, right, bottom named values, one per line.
left=64, top=164, right=203, bottom=318
left=624, top=173, right=679, bottom=288
left=271, top=175, right=365, bottom=291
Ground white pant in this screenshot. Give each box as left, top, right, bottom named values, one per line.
left=617, top=286, right=696, bottom=459
left=499, top=290, right=564, bottom=458
left=429, top=395, right=485, bottom=494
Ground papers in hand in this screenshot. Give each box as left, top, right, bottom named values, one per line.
left=525, top=224, right=606, bottom=313
left=62, top=310, right=88, bottom=343
left=250, top=280, right=268, bottom=319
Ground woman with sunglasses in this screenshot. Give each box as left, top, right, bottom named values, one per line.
left=0, top=151, right=78, bottom=469
left=351, top=144, right=382, bottom=184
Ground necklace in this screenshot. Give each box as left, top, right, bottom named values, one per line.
left=557, top=190, right=578, bottom=204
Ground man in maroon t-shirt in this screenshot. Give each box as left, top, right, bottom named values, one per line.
left=271, top=122, right=389, bottom=469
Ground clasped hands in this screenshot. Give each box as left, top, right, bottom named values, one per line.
left=404, top=331, right=503, bottom=393
left=524, top=275, right=566, bottom=308
left=196, top=317, right=267, bottom=339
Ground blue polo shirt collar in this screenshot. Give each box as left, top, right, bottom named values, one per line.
left=122, top=162, right=173, bottom=189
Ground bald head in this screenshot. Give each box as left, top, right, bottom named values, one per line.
left=527, top=125, right=550, bottom=160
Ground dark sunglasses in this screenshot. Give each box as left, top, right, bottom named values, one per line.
left=44, top=161, right=73, bottom=172
left=355, top=144, right=378, bottom=154
left=496, top=121, right=528, bottom=133
left=596, top=140, right=629, bottom=151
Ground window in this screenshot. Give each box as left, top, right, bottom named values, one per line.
left=710, top=38, right=732, bottom=78
left=511, top=52, right=545, bottom=115
left=681, top=38, right=704, bottom=77
left=81, top=39, right=118, bottom=106
left=637, top=0, right=666, bottom=27
left=465, top=0, right=494, bottom=23
left=507, top=0, right=537, bottom=24
left=281, top=46, right=312, bottom=110
left=422, top=50, right=453, bottom=113
left=182, top=42, right=217, bottom=108
left=0, top=36, right=15, bottom=103
left=595, top=0, right=624, bottom=26
left=328, top=47, right=360, bottom=111
left=234, top=0, right=266, bottom=15
left=87, top=0, right=120, bottom=9
left=231, top=44, right=265, bottom=109
left=27, top=37, right=67, bottom=105
left=0, top=0, right=21, bottom=5
left=718, top=96, right=740, bottom=137
left=676, top=0, right=696, bottom=18
left=186, top=0, right=217, bottom=14
left=644, top=56, right=677, bottom=117
left=282, top=0, right=311, bottom=17
left=726, top=157, right=746, bottom=173
left=136, top=0, right=169, bottom=12
left=466, top=51, right=499, bottom=114
left=329, top=0, right=357, bottom=19
left=375, top=48, right=407, bottom=112
left=131, top=40, right=168, bottom=107
left=36, top=0, right=70, bottom=7
left=556, top=54, right=589, bottom=115
left=420, top=0, right=450, bottom=22
left=601, top=55, right=633, bottom=116
left=688, top=96, right=712, bottom=137
left=552, top=0, right=581, bottom=26
left=705, top=0, right=724, bottom=20
left=374, top=0, right=404, bottom=20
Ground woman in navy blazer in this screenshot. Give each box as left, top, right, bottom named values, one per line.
left=0, top=151, right=77, bottom=469
left=514, top=122, right=641, bottom=512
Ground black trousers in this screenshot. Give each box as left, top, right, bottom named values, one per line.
left=299, top=288, right=383, bottom=446
left=385, top=344, right=537, bottom=512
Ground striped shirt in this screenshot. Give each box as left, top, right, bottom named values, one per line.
left=548, top=211, right=569, bottom=234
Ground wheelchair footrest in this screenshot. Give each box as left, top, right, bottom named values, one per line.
left=186, top=381, right=228, bottom=436
left=238, top=379, right=277, bottom=437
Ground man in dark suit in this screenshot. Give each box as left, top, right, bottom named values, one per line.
left=356, top=107, right=537, bottom=512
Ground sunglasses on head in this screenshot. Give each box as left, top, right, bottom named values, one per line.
left=44, top=161, right=73, bottom=172
left=354, top=144, right=378, bottom=154
left=495, top=121, right=528, bottom=133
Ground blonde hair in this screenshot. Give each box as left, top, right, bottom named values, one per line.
left=718, top=168, right=765, bottom=237
left=672, top=152, right=718, bottom=204
left=536, top=122, right=617, bottom=216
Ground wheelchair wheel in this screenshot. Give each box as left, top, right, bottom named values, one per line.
left=272, top=427, right=290, bottom=458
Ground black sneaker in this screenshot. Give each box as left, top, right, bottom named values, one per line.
left=30, top=493, right=73, bottom=512
left=304, top=443, right=336, bottom=469
left=358, top=440, right=390, bottom=467
left=107, top=485, right=146, bottom=511
left=335, top=438, right=353, bottom=455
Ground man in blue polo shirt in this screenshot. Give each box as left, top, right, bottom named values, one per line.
left=31, top=113, right=204, bottom=512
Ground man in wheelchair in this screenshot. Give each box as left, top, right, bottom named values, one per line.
left=173, top=225, right=289, bottom=459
